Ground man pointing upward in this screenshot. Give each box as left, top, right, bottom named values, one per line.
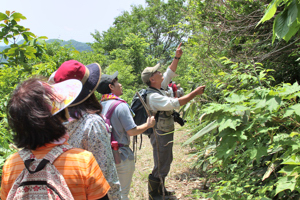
left=141, top=42, right=206, bottom=200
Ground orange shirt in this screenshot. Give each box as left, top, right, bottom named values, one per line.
left=1, top=142, right=110, bottom=200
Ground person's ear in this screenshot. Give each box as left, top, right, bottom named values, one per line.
left=149, top=77, right=154, bottom=83
left=109, top=83, right=114, bottom=91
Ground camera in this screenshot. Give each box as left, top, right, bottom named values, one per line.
left=172, top=111, right=186, bottom=126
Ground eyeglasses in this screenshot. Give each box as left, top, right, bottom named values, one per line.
left=151, top=71, right=161, bottom=77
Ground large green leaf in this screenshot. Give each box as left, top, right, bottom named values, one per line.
left=280, top=82, right=300, bottom=96
left=218, top=117, right=241, bottom=132
left=11, top=12, right=26, bottom=21
left=283, top=1, right=300, bottom=41
left=283, top=104, right=300, bottom=118
left=286, top=0, right=298, bottom=26
left=256, top=145, right=268, bottom=162
left=254, top=99, right=267, bottom=110
left=183, top=120, right=217, bottom=145
left=282, top=156, right=300, bottom=165
left=216, top=140, right=237, bottom=160
left=283, top=19, right=300, bottom=42
left=224, top=105, right=249, bottom=113
left=3, top=38, right=9, bottom=45
left=265, top=96, right=281, bottom=112
left=257, top=0, right=283, bottom=25
left=275, top=176, right=296, bottom=195
left=278, top=165, right=298, bottom=176
left=249, top=148, right=258, bottom=160
left=0, top=13, right=7, bottom=21
left=274, top=10, right=290, bottom=39
left=225, top=93, right=247, bottom=103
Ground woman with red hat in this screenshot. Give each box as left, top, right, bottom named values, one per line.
left=51, top=60, right=121, bottom=200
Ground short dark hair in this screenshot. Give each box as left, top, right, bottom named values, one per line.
left=68, top=93, right=102, bottom=119
left=146, top=80, right=151, bottom=87
left=100, top=77, right=118, bottom=94
left=7, top=78, right=67, bottom=150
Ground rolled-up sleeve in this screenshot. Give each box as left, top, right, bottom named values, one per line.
left=161, top=68, right=178, bottom=90
left=148, top=93, right=180, bottom=113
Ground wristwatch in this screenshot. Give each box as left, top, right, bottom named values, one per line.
left=174, top=57, right=181, bottom=60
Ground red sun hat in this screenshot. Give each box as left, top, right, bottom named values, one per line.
left=51, top=60, right=102, bottom=107
left=54, top=60, right=89, bottom=84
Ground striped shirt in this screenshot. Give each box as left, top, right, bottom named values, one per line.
left=0, top=142, right=110, bottom=200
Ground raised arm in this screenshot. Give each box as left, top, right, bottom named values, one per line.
left=178, top=85, right=206, bottom=106
left=169, top=42, right=183, bottom=72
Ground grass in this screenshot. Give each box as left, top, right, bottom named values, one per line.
left=129, top=124, right=209, bottom=200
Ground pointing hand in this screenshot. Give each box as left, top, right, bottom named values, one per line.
left=175, top=42, right=183, bottom=58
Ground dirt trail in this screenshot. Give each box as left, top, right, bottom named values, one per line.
left=129, top=125, right=208, bottom=200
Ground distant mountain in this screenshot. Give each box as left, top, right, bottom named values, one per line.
left=0, top=39, right=92, bottom=52
left=0, top=46, right=8, bottom=52
left=46, top=39, right=92, bottom=52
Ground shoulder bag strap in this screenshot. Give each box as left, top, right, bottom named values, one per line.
left=20, top=144, right=73, bottom=174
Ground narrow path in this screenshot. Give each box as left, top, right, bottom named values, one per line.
left=130, top=124, right=208, bottom=199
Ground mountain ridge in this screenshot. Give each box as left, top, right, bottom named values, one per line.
left=0, top=39, right=92, bottom=52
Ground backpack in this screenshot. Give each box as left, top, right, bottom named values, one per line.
left=130, top=87, right=162, bottom=136
left=7, top=144, right=74, bottom=200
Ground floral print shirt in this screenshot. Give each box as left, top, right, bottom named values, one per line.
left=66, top=113, right=121, bottom=200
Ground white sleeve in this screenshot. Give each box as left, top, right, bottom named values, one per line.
left=161, top=68, right=178, bottom=90
left=148, top=93, right=180, bottom=113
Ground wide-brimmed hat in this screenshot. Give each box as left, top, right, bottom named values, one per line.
left=49, top=60, right=102, bottom=106
left=96, top=71, right=118, bottom=94
left=43, top=79, right=82, bottom=115
left=141, top=63, right=161, bottom=84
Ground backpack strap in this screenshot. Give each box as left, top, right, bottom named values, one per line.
left=147, top=87, right=164, bottom=96
left=105, top=100, right=123, bottom=142
left=19, top=144, right=73, bottom=174
left=105, top=100, right=123, bottom=126
left=146, top=87, right=164, bottom=117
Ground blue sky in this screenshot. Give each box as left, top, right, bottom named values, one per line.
left=1, top=0, right=146, bottom=44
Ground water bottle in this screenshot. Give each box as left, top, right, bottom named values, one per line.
left=111, top=141, right=121, bottom=164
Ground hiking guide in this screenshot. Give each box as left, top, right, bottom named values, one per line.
left=141, top=43, right=206, bottom=200
left=97, top=72, right=156, bottom=200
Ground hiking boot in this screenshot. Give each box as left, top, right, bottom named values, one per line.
left=158, top=178, right=175, bottom=196
left=148, top=174, right=163, bottom=200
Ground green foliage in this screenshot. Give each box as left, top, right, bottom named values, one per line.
left=185, top=58, right=300, bottom=199
left=103, top=58, right=137, bottom=103
left=110, top=33, right=151, bottom=76
left=0, top=11, right=51, bottom=181
left=91, top=0, right=187, bottom=76
left=0, top=10, right=47, bottom=69
left=185, top=0, right=300, bottom=85
left=258, top=0, right=300, bottom=43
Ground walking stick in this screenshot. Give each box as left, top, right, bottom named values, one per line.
left=136, top=92, right=165, bottom=200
